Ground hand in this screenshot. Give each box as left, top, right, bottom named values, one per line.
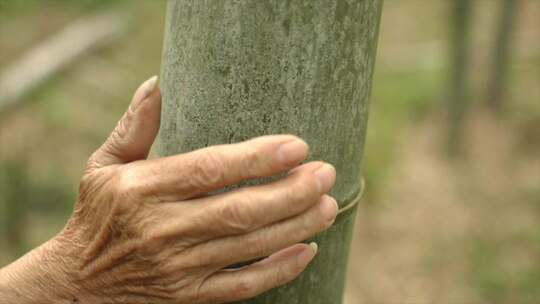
left=0, top=76, right=338, bottom=304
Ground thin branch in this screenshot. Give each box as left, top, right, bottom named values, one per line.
left=0, top=11, right=128, bottom=111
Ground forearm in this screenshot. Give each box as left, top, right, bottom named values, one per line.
left=0, top=238, right=79, bottom=303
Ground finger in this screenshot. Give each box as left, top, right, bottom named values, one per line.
left=183, top=195, right=337, bottom=268
left=192, top=162, right=335, bottom=238
left=149, top=162, right=335, bottom=242
left=132, top=134, right=310, bottom=202
left=196, top=243, right=317, bottom=304
left=86, top=75, right=161, bottom=172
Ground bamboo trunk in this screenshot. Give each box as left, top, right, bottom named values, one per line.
left=487, top=0, right=518, bottom=113
left=157, top=1, right=382, bottom=303
left=448, top=0, right=472, bottom=157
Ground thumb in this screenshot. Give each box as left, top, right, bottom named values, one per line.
left=87, top=75, right=161, bottom=171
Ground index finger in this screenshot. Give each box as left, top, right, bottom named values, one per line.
left=133, top=134, right=309, bottom=202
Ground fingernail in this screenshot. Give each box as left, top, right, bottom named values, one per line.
left=277, top=138, right=308, bottom=165
left=133, top=75, right=158, bottom=110
left=314, top=163, right=336, bottom=192
left=143, top=75, right=159, bottom=98
left=320, top=196, right=338, bottom=221
left=309, top=242, right=318, bottom=255
left=297, top=243, right=317, bottom=266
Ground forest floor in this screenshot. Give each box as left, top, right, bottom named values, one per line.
left=346, top=111, right=540, bottom=303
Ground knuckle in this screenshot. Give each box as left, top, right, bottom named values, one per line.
left=233, top=278, right=256, bottom=299
left=298, top=217, right=318, bottom=239
left=244, top=234, right=268, bottom=256
left=288, top=174, right=319, bottom=206
left=142, top=219, right=192, bottom=251
left=301, top=172, right=320, bottom=195
left=103, top=115, right=133, bottom=157
left=149, top=279, right=184, bottom=296
left=112, top=167, right=144, bottom=200
left=113, top=111, right=133, bottom=142
left=142, top=228, right=166, bottom=249
left=78, top=172, right=94, bottom=193
left=216, top=200, right=254, bottom=234
left=77, top=167, right=115, bottom=202
left=85, top=151, right=102, bottom=171
left=297, top=209, right=327, bottom=239
left=240, top=145, right=263, bottom=174
left=274, top=264, right=295, bottom=286
left=191, top=148, right=226, bottom=189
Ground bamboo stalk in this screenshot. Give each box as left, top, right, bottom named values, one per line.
left=157, top=1, right=382, bottom=303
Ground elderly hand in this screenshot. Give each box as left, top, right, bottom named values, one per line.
left=0, top=76, right=337, bottom=304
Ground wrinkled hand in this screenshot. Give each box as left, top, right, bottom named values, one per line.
left=0, top=76, right=338, bottom=304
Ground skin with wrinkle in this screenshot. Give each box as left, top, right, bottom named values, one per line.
left=0, top=76, right=337, bottom=304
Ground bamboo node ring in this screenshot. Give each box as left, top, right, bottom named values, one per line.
left=336, top=178, right=365, bottom=216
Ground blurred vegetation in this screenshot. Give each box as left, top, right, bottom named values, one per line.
left=1, top=0, right=539, bottom=303
left=447, top=0, right=472, bottom=157
left=486, top=0, right=518, bottom=113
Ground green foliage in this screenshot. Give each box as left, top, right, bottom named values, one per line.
left=467, top=234, right=540, bottom=304
left=0, top=160, right=28, bottom=255
left=0, top=160, right=73, bottom=258
left=363, top=69, right=442, bottom=201
left=0, top=0, right=123, bottom=17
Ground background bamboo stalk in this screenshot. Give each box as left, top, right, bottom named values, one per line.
left=486, top=0, right=519, bottom=113
left=447, top=0, right=472, bottom=157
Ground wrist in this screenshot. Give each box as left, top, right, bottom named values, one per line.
left=0, top=237, right=83, bottom=303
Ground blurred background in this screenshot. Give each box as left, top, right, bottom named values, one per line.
left=0, top=0, right=538, bottom=303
